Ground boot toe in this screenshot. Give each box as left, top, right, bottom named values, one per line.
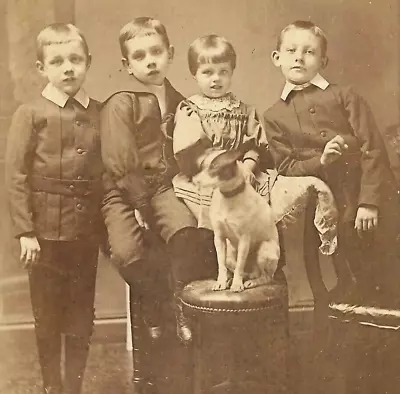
left=148, top=326, right=162, bottom=341
left=177, top=323, right=192, bottom=344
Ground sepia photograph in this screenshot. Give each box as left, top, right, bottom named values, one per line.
left=0, top=0, right=399, bottom=393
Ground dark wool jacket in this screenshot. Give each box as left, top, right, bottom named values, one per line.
left=100, top=79, right=184, bottom=212
left=6, top=96, right=104, bottom=241
left=264, top=83, right=396, bottom=223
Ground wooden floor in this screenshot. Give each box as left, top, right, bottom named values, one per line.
left=0, top=321, right=196, bottom=394
left=0, top=311, right=346, bottom=394
left=0, top=323, right=134, bottom=394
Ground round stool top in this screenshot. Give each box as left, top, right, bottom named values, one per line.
left=180, top=279, right=287, bottom=314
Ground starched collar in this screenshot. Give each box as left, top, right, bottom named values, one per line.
left=188, top=93, right=241, bottom=112
left=280, top=73, right=329, bottom=101
left=42, top=83, right=90, bottom=108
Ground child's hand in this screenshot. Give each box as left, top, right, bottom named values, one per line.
left=355, top=205, right=379, bottom=237
left=19, top=235, right=40, bottom=269
left=320, top=135, right=348, bottom=166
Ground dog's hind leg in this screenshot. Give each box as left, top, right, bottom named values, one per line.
left=213, top=229, right=230, bottom=291
left=244, top=240, right=279, bottom=289
left=230, top=234, right=251, bottom=292
left=244, top=275, right=270, bottom=289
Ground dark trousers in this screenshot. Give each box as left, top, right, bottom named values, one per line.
left=303, top=194, right=400, bottom=393
left=338, top=220, right=400, bottom=296
left=102, top=186, right=218, bottom=317
left=301, top=196, right=398, bottom=305
left=116, top=226, right=218, bottom=326
left=29, top=240, right=98, bottom=394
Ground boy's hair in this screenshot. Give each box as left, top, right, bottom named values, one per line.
left=36, top=23, right=90, bottom=62
left=119, top=17, right=170, bottom=58
left=188, top=35, right=237, bottom=76
left=277, top=20, right=328, bottom=57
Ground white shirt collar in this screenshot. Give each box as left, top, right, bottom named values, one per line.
left=41, top=83, right=90, bottom=108
left=280, top=74, right=329, bottom=101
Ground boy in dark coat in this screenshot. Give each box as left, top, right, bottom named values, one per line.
left=5, top=23, right=103, bottom=394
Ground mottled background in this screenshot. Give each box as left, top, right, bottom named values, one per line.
left=0, top=0, right=398, bottom=323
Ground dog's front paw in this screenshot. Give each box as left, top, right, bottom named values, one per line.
left=230, top=279, right=245, bottom=292
left=212, top=279, right=230, bottom=291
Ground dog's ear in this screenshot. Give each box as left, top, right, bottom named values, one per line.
left=208, top=150, right=242, bottom=177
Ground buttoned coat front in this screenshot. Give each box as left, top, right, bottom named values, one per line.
left=264, top=83, right=400, bottom=296
left=263, top=84, right=395, bottom=223
left=6, top=96, right=104, bottom=241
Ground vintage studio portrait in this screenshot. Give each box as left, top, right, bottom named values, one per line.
left=0, top=0, right=399, bottom=393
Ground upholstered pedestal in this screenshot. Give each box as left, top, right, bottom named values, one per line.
left=328, top=293, right=400, bottom=394
left=180, top=279, right=289, bottom=394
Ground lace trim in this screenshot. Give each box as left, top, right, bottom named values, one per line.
left=188, top=93, right=241, bottom=112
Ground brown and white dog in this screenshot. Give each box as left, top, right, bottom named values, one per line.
left=194, top=150, right=280, bottom=292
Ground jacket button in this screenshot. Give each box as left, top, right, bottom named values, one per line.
left=77, top=203, right=82, bottom=210
left=309, top=108, right=316, bottom=114
left=77, top=148, right=84, bottom=154
left=69, top=184, right=75, bottom=191
left=76, top=120, right=82, bottom=126
left=77, top=176, right=83, bottom=180
left=320, top=131, right=327, bottom=137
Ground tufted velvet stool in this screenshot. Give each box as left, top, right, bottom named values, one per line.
left=328, top=291, right=400, bottom=394
left=180, top=279, right=289, bottom=394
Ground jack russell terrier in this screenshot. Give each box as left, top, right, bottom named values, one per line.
left=194, top=150, right=280, bottom=292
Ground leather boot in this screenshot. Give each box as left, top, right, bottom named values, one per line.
left=175, top=300, right=192, bottom=344
left=63, top=335, right=90, bottom=394
left=120, top=261, right=164, bottom=341
left=174, top=282, right=192, bottom=344
left=167, top=228, right=207, bottom=345
left=35, top=332, right=63, bottom=394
